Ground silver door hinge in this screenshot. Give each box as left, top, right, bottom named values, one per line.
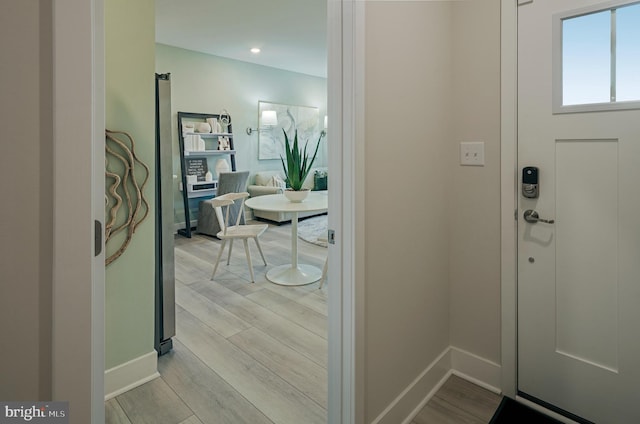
left=328, top=229, right=336, bottom=245
left=515, top=209, right=518, bottom=221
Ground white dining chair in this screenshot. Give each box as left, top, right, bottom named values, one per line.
left=210, top=192, right=268, bottom=283
left=319, top=257, right=328, bottom=290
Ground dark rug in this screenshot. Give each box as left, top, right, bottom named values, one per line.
left=490, top=397, right=563, bottom=424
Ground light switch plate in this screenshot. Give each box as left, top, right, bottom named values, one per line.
left=460, top=141, right=485, bottom=166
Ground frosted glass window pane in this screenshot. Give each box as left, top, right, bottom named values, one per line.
left=617, top=4, right=640, bottom=102
left=563, top=11, right=610, bottom=105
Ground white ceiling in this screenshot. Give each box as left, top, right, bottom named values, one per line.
left=155, top=0, right=328, bottom=78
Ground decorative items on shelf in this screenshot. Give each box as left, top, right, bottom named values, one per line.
left=195, top=122, right=211, bottom=133
left=185, top=158, right=208, bottom=182
left=183, top=121, right=195, bottom=133
left=218, top=109, right=231, bottom=133
left=182, top=112, right=230, bottom=135
left=177, top=110, right=236, bottom=237
left=184, top=134, right=205, bottom=151
left=218, top=136, right=231, bottom=150
left=215, top=158, right=231, bottom=178
left=206, top=117, right=222, bottom=133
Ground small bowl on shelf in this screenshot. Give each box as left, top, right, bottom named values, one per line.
left=195, top=122, right=212, bottom=133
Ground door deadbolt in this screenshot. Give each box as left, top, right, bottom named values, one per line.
left=523, top=209, right=555, bottom=224
left=522, top=167, right=539, bottom=198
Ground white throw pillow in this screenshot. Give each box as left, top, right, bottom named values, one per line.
left=255, top=172, right=274, bottom=186
left=268, top=174, right=286, bottom=188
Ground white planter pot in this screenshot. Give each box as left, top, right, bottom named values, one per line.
left=284, top=189, right=310, bottom=203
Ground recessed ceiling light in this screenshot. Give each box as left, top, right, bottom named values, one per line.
left=250, top=48, right=261, bottom=54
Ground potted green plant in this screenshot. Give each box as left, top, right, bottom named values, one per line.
left=280, top=129, right=321, bottom=202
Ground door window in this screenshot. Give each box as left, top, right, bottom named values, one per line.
left=617, top=4, right=640, bottom=101
left=554, top=1, right=640, bottom=113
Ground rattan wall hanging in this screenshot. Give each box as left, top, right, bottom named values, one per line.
left=105, top=129, right=150, bottom=266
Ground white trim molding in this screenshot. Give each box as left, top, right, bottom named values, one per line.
left=372, top=348, right=451, bottom=424
left=104, top=351, right=160, bottom=400
left=500, top=0, right=518, bottom=399
left=371, top=346, right=502, bottom=424
left=450, top=347, right=502, bottom=394
left=327, top=0, right=365, bottom=423
left=91, top=0, right=106, bottom=420
left=52, top=0, right=105, bottom=422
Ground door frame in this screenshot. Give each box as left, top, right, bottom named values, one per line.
left=328, top=0, right=364, bottom=422
left=500, top=0, right=518, bottom=399
left=52, top=0, right=105, bottom=422
left=68, top=0, right=360, bottom=423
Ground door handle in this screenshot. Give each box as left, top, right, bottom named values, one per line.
left=523, top=209, right=555, bottom=224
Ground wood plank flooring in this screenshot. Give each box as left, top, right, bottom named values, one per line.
left=411, top=375, right=502, bottom=424
left=105, top=219, right=502, bottom=424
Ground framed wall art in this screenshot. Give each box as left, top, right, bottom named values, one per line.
left=258, top=101, right=320, bottom=160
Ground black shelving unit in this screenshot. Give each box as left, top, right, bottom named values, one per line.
left=177, top=111, right=236, bottom=238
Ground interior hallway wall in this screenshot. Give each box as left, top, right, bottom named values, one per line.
left=449, top=0, right=501, bottom=366
left=0, top=0, right=53, bottom=401
left=364, top=2, right=453, bottom=421
left=105, top=0, right=156, bottom=370
left=361, top=0, right=503, bottom=421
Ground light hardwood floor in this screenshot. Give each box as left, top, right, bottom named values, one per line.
left=411, top=375, right=501, bottom=424
left=105, top=219, right=501, bottom=424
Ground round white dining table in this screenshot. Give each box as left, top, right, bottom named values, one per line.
left=245, top=192, right=328, bottom=285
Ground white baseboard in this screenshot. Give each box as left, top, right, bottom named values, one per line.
left=373, top=346, right=502, bottom=424
left=104, top=350, right=160, bottom=400
left=450, top=346, right=501, bottom=394
left=371, top=348, right=451, bottom=424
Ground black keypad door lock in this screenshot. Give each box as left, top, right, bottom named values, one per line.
left=522, top=166, right=539, bottom=199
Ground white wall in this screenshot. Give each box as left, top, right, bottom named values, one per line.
left=364, top=2, right=453, bottom=421
left=361, top=0, right=502, bottom=421
left=155, top=44, right=328, bottom=225
left=449, top=0, right=502, bottom=365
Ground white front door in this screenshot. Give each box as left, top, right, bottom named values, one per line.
left=517, top=1, right=640, bottom=423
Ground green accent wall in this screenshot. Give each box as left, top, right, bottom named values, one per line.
left=155, top=43, right=327, bottom=226
left=105, top=0, right=156, bottom=369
